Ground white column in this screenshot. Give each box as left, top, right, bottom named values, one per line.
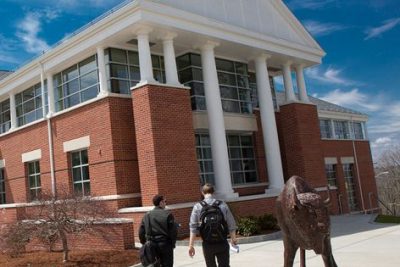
left=282, top=62, right=297, bottom=103
left=162, top=33, right=181, bottom=87
left=295, top=64, right=310, bottom=103
left=255, top=55, right=284, bottom=191
left=9, top=93, right=17, bottom=130
left=97, top=46, right=109, bottom=96
left=46, top=73, right=55, bottom=116
left=200, top=41, right=237, bottom=199
left=136, top=27, right=156, bottom=84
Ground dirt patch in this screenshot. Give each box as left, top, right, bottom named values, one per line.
left=0, top=249, right=140, bottom=267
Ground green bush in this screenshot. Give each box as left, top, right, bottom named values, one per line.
left=237, top=216, right=260, bottom=237
left=375, top=214, right=400, bottom=224
left=258, top=214, right=279, bottom=230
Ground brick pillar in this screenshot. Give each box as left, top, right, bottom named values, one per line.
left=279, top=103, right=325, bottom=187
left=131, top=84, right=201, bottom=206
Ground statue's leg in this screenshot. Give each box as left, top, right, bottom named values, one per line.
left=300, top=248, right=306, bottom=267
left=283, top=235, right=298, bottom=267
left=322, top=238, right=338, bottom=267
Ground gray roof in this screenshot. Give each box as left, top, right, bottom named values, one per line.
left=0, top=70, right=12, bottom=81
left=275, top=91, right=366, bottom=116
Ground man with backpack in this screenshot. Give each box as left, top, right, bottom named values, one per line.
left=139, top=194, right=178, bottom=267
left=188, top=183, right=238, bottom=267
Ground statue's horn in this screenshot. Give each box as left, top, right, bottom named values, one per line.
left=324, top=185, right=331, bottom=205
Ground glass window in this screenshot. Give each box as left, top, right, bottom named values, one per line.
left=351, top=122, right=364, bottom=139
left=343, top=163, right=358, bottom=211
left=54, top=55, right=99, bottom=111
left=27, top=161, right=41, bottom=201
left=0, top=99, right=11, bottom=134
left=320, top=119, right=332, bottom=139
left=105, top=48, right=165, bottom=94
left=325, top=164, right=337, bottom=186
left=334, top=120, right=350, bottom=139
left=177, top=53, right=254, bottom=114
left=71, top=150, right=90, bottom=196
left=0, top=169, right=5, bottom=204
left=15, top=82, right=47, bottom=127
left=195, top=134, right=215, bottom=185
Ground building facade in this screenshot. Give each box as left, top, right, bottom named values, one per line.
left=0, top=0, right=377, bottom=249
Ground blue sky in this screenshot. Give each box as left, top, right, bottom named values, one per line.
left=0, top=0, right=399, bottom=160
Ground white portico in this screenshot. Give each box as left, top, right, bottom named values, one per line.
left=0, top=0, right=325, bottom=200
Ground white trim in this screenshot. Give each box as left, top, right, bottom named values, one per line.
left=315, top=186, right=337, bottom=192
left=118, top=192, right=280, bottom=214
left=0, top=159, right=5, bottom=168
left=21, top=149, right=42, bottom=163
left=341, top=157, right=354, bottom=164
left=63, top=136, right=91, bottom=152
left=318, top=110, right=368, bottom=122
left=232, top=182, right=268, bottom=189
left=91, top=193, right=141, bottom=201
left=324, top=157, right=337, bottom=165
left=131, top=80, right=190, bottom=90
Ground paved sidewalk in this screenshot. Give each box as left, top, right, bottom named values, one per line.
left=169, top=214, right=400, bottom=267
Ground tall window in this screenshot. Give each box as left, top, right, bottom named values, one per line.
left=320, top=119, right=332, bottom=139
left=194, top=133, right=258, bottom=186
left=325, top=164, right=337, bottom=186
left=333, top=120, right=350, bottom=139
left=227, top=135, right=258, bottom=185
left=343, top=163, right=358, bottom=212
left=195, top=134, right=214, bottom=185
left=0, top=99, right=11, bottom=134
left=249, top=73, right=277, bottom=111
left=0, top=169, right=5, bottom=204
left=71, top=150, right=90, bottom=196
left=54, top=55, right=99, bottom=111
left=105, top=48, right=165, bottom=94
left=351, top=122, right=364, bottom=139
left=177, top=53, right=253, bottom=114
left=27, top=161, right=41, bottom=200
left=15, top=82, right=47, bottom=126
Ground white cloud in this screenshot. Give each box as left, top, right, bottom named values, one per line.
left=287, top=0, right=334, bottom=10
left=305, top=66, right=358, bottom=86
left=364, top=17, right=400, bottom=40
left=320, top=88, right=381, bottom=112
left=16, top=9, right=59, bottom=54
left=303, top=20, right=346, bottom=37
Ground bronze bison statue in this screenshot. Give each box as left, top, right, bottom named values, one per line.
left=276, top=175, right=338, bottom=267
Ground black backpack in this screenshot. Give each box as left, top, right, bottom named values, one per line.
left=199, top=200, right=228, bottom=243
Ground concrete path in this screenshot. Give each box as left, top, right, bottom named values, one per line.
left=169, top=214, right=400, bottom=267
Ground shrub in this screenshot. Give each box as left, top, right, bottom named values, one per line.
left=237, top=216, right=260, bottom=237
left=258, top=214, right=279, bottom=230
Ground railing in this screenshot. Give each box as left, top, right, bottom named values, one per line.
left=11, top=0, right=135, bottom=72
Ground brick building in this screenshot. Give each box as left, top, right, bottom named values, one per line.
left=0, top=0, right=377, bottom=250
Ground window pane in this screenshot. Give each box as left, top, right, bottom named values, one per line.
left=64, top=79, right=80, bottom=96
left=220, top=86, right=238, bottom=99
left=81, top=86, right=98, bottom=102
left=64, top=93, right=80, bottom=108
left=128, top=51, right=139, bottom=66
left=79, top=56, right=97, bottom=75
left=73, top=168, right=82, bottom=182
left=177, top=54, right=190, bottom=69
left=109, top=48, right=127, bottom=63
left=80, top=71, right=98, bottom=90
left=110, top=79, right=130, bottom=94
left=81, top=150, right=88, bottom=164
left=216, top=58, right=234, bottom=72
left=63, top=65, right=78, bottom=82
left=110, top=64, right=128, bottom=79
left=129, top=66, right=140, bottom=82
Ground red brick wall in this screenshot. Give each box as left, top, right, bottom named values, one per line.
left=252, top=110, right=268, bottom=185
left=131, top=85, right=201, bottom=206
left=321, top=140, right=378, bottom=213
left=278, top=103, right=326, bottom=187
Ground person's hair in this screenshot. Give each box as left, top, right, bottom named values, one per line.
left=202, top=183, right=215, bottom=195
left=152, top=194, right=164, bottom=206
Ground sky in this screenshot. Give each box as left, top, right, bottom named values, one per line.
left=0, top=0, right=399, bottom=161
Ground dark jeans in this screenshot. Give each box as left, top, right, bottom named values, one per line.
left=202, top=241, right=230, bottom=267
left=154, top=240, right=174, bottom=267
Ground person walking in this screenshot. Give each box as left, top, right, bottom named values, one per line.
left=139, top=194, right=178, bottom=267
left=188, top=183, right=238, bottom=267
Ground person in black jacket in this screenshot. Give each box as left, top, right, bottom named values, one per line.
left=139, top=194, right=178, bottom=267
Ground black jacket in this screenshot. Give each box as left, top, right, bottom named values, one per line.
left=139, top=207, right=178, bottom=246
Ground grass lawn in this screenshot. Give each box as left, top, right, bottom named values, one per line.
left=375, top=214, right=400, bottom=224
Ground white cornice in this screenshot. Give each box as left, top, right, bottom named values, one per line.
left=318, top=110, right=368, bottom=122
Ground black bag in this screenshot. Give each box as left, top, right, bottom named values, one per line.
left=199, top=200, right=228, bottom=243
left=139, top=213, right=159, bottom=267
left=140, top=240, right=158, bottom=267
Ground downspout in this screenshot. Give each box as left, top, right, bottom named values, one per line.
left=40, top=63, right=56, bottom=197
left=350, top=117, right=365, bottom=212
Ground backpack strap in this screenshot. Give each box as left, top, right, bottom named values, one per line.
left=212, top=200, right=222, bottom=207
left=199, top=200, right=208, bottom=208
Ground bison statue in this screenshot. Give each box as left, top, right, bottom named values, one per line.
left=276, top=175, right=338, bottom=267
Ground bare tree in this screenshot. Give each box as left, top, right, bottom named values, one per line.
left=4, top=188, right=116, bottom=262
left=375, top=145, right=400, bottom=216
